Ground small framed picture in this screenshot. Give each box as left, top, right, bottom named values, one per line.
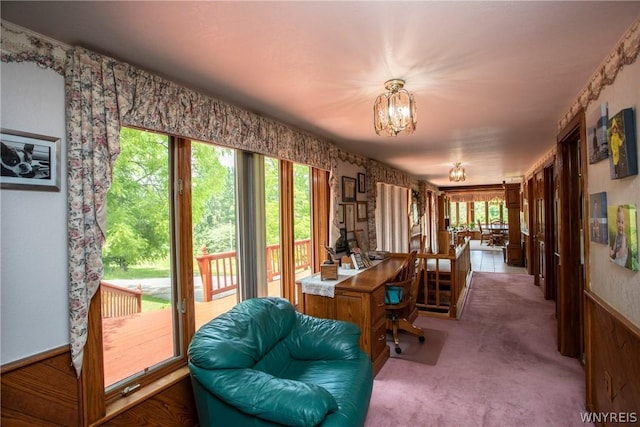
left=357, top=173, right=366, bottom=193
left=345, top=203, right=355, bottom=231
left=1, top=129, right=61, bottom=192
left=342, top=176, right=356, bottom=202
left=589, top=192, right=608, bottom=244
left=357, top=201, right=368, bottom=222
left=337, top=203, right=345, bottom=223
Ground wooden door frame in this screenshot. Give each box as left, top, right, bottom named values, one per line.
left=543, top=162, right=556, bottom=300
left=556, top=110, right=588, bottom=358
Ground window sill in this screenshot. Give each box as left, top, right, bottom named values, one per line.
left=91, top=366, right=190, bottom=426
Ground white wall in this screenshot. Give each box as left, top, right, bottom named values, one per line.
left=586, top=59, right=640, bottom=327
left=1, top=62, right=69, bottom=363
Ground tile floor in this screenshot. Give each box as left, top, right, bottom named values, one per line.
left=468, top=240, right=527, bottom=274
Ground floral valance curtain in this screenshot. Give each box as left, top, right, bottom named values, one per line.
left=117, top=64, right=334, bottom=171
left=446, top=191, right=505, bottom=203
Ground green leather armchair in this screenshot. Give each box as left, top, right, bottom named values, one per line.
left=188, top=297, right=373, bottom=427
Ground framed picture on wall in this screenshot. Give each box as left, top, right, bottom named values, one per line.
left=357, top=201, right=368, bottom=222
left=345, top=203, right=355, bottom=231
left=337, top=204, right=345, bottom=224
left=1, top=129, right=61, bottom=192
left=587, top=103, right=608, bottom=164
left=357, top=173, right=366, bottom=193
left=589, top=192, right=607, bottom=244
left=607, top=203, right=638, bottom=271
left=342, top=176, right=356, bottom=202
left=608, top=108, right=638, bottom=179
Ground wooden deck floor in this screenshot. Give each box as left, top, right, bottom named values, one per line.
left=102, top=275, right=307, bottom=387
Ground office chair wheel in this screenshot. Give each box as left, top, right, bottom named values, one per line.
left=395, top=347, right=402, bottom=354
left=419, top=336, right=425, bottom=343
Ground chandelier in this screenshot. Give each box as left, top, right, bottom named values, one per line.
left=373, top=79, right=417, bottom=136
left=449, top=163, right=466, bottom=182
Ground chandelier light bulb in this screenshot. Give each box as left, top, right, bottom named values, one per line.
left=449, top=162, right=466, bottom=182
left=374, top=79, right=417, bottom=137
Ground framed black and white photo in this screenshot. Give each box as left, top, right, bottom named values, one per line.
left=357, top=172, right=366, bottom=193
left=1, top=129, right=60, bottom=192
left=342, top=176, right=356, bottom=202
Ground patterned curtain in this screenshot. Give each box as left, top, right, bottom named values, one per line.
left=66, top=48, right=123, bottom=375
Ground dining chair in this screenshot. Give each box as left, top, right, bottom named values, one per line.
left=478, top=220, right=492, bottom=245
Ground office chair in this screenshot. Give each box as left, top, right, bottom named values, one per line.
left=384, top=250, right=425, bottom=354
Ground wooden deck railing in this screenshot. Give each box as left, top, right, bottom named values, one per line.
left=100, top=281, right=142, bottom=318
left=417, top=237, right=472, bottom=319
left=196, top=239, right=312, bottom=302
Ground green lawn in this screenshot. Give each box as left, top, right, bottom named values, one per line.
left=104, top=260, right=171, bottom=280
left=142, top=295, right=171, bottom=312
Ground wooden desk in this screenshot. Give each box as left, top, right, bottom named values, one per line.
left=296, top=256, right=406, bottom=375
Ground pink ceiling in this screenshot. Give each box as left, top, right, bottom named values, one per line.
left=3, top=1, right=640, bottom=187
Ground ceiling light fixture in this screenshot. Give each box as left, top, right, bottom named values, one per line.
left=449, top=163, right=466, bottom=182
left=373, top=79, right=417, bottom=136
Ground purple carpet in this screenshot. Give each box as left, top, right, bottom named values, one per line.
left=365, top=272, right=589, bottom=427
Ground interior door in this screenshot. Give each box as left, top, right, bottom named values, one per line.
left=556, top=114, right=586, bottom=359
left=543, top=164, right=556, bottom=301
left=535, top=171, right=546, bottom=291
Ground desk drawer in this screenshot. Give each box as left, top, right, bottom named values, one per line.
left=371, top=317, right=388, bottom=360
left=371, top=286, right=386, bottom=323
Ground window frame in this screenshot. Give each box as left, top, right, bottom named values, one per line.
left=82, top=134, right=330, bottom=422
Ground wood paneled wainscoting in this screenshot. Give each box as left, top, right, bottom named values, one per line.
left=585, top=292, right=640, bottom=416
left=1, top=347, right=199, bottom=426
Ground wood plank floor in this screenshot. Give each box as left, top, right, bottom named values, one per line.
left=102, top=276, right=306, bottom=387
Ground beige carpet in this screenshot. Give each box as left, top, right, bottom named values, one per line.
left=387, top=321, right=447, bottom=366
left=367, top=272, right=586, bottom=427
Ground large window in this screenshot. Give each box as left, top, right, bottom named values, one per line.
left=293, top=163, right=312, bottom=284
left=474, top=201, right=486, bottom=226
left=191, top=141, right=237, bottom=330
left=450, top=198, right=507, bottom=229
left=449, top=201, right=468, bottom=228
left=101, top=128, right=180, bottom=391
left=94, top=127, right=328, bottom=407
left=264, top=156, right=282, bottom=297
